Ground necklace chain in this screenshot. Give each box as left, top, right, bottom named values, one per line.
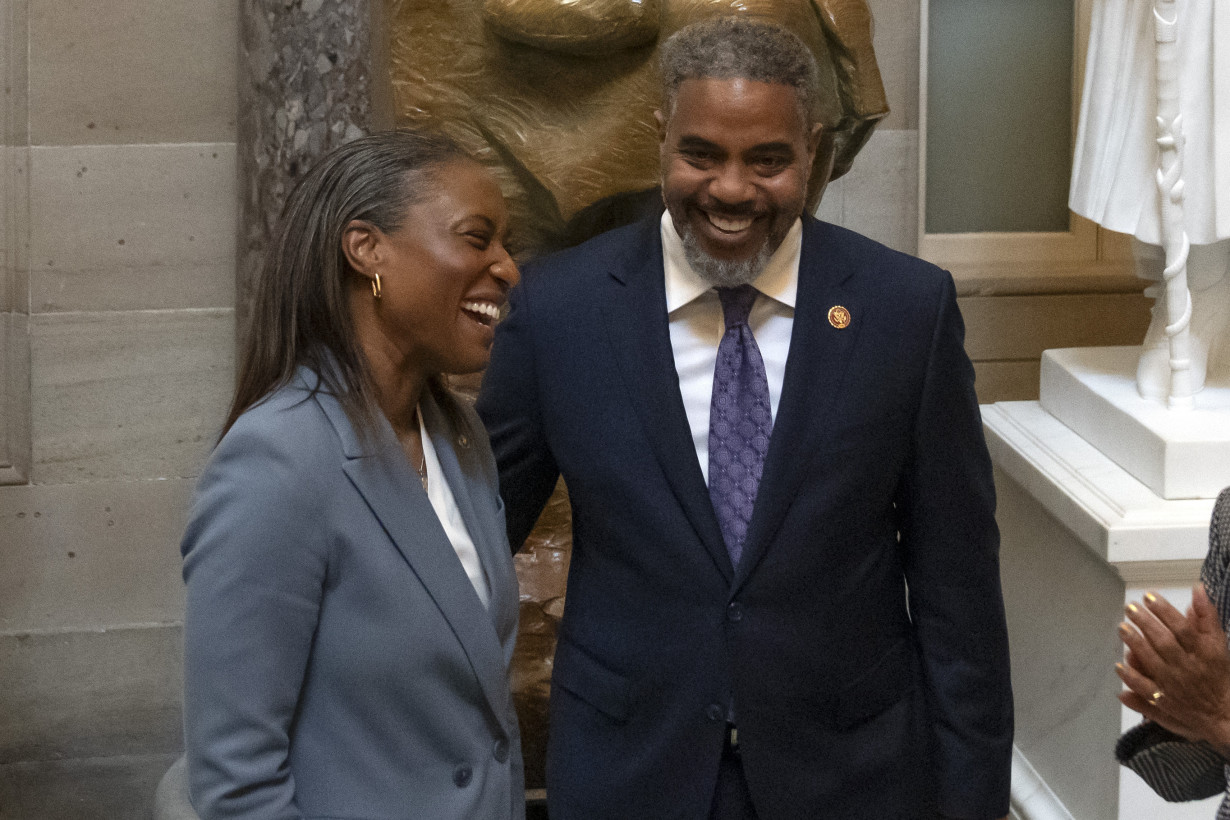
left=397, top=411, right=428, bottom=492
left=415, top=451, right=427, bottom=491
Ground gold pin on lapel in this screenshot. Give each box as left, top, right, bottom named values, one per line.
left=827, top=305, right=851, bottom=329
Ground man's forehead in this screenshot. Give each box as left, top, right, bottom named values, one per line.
left=665, top=77, right=810, bottom=140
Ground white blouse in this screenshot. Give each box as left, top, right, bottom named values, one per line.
left=419, top=410, right=491, bottom=609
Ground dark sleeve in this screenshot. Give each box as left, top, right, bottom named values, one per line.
left=181, top=421, right=327, bottom=820
left=897, top=272, right=1014, bottom=819
left=1202, top=487, right=1230, bottom=627
left=1116, top=721, right=1229, bottom=802
left=477, top=278, right=562, bottom=550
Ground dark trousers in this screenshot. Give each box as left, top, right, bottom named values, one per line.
left=708, top=729, right=758, bottom=820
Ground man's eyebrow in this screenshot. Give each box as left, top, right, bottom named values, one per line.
left=675, top=136, right=797, bottom=155
left=744, top=142, right=796, bottom=154
left=676, top=135, right=722, bottom=151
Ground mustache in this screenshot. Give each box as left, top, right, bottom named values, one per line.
left=695, top=202, right=761, bottom=220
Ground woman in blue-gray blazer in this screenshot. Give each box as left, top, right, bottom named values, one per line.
left=181, top=130, right=524, bottom=819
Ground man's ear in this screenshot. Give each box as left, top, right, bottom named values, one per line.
left=341, top=219, right=381, bottom=280
left=654, top=109, right=668, bottom=144
left=805, top=126, right=840, bottom=212
left=807, top=124, right=838, bottom=184
left=807, top=122, right=827, bottom=160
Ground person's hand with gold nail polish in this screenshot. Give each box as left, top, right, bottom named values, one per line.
left=1115, top=584, right=1230, bottom=757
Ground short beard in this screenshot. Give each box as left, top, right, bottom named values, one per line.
left=678, top=223, right=773, bottom=288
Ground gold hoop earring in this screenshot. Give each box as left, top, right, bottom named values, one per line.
left=371, top=273, right=382, bottom=300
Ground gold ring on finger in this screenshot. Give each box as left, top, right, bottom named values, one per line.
left=1148, top=690, right=1164, bottom=704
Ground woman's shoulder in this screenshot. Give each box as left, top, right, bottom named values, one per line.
left=185, top=380, right=349, bottom=550
left=207, top=379, right=350, bottom=489
left=224, top=379, right=337, bottom=448
left=183, top=383, right=345, bottom=580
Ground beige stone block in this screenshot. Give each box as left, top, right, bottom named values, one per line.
left=973, top=359, right=1040, bottom=404
left=1, top=0, right=30, bottom=147
left=28, top=144, right=236, bottom=312
left=958, top=292, right=1151, bottom=361
left=1, top=311, right=31, bottom=484
left=30, top=309, right=234, bottom=484
left=0, top=624, right=183, bottom=763
left=866, top=0, right=918, bottom=130
left=841, top=129, right=918, bottom=255
left=0, top=479, right=190, bottom=632
left=27, top=0, right=236, bottom=145
left=2, top=145, right=31, bottom=314
left=0, top=752, right=180, bottom=820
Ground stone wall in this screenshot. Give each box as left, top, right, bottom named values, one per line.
left=0, top=0, right=237, bottom=816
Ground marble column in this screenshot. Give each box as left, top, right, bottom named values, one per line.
left=236, top=0, right=381, bottom=340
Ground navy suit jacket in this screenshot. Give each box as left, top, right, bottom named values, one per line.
left=477, top=215, right=1013, bottom=820
left=182, top=370, right=524, bottom=820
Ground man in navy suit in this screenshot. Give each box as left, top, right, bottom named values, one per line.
left=478, top=16, right=1013, bottom=820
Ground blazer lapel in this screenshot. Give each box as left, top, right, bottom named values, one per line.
left=735, top=218, right=871, bottom=587
left=419, top=391, right=519, bottom=655
left=309, top=375, right=513, bottom=720
left=600, top=219, right=734, bottom=583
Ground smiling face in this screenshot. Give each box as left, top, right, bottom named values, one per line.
left=349, top=159, right=519, bottom=378
left=658, top=77, right=821, bottom=286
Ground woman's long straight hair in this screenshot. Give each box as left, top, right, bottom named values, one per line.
left=222, top=130, right=471, bottom=441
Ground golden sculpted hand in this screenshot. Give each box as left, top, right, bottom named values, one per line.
left=1116, top=584, right=1230, bottom=758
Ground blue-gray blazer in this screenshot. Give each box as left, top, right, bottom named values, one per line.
left=182, top=368, right=524, bottom=820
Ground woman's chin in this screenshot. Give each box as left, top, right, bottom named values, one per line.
left=441, top=351, right=492, bottom=378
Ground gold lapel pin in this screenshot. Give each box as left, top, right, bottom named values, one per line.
left=827, top=305, right=851, bottom=329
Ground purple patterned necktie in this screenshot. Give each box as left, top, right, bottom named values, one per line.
left=708, top=285, right=773, bottom=566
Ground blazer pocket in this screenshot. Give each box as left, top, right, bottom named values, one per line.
left=552, top=636, right=633, bottom=723
left=824, top=638, right=916, bottom=731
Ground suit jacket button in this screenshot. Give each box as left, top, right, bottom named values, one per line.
left=453, top=764, right=473, bottom=787
left=727, top=602, right=743, bottom=623
left=706, top=703, right=725, bottom=722
left=493, top=738, right=510, bottom=763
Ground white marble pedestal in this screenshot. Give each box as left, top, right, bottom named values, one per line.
left=1039, top=347, right=1230, bottom=500
left=983, top=401, right=1221, bottom=820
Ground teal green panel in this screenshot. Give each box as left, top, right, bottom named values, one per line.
left=926, top=0, right=1074, bottom=234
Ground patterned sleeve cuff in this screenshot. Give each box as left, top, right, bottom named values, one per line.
left=1116, top=721, right=1228, bottom=802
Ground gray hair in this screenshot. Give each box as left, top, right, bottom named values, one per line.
left=659, top=16, right=822, bottom=129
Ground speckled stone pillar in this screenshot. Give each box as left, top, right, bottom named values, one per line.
left=236, top=0, right=379, bottom=340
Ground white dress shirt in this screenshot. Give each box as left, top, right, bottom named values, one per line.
left=419, top=409, right=492, bottom=609
left=661, top=211, right=801, bottom=484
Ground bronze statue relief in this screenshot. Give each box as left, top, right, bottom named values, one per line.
left=386, top=0, right=887, bottom=256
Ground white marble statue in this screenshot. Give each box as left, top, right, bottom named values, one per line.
left=1070, top=0, right=1229, bottom=402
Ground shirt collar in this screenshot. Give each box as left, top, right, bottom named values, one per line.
left=661, top=211, right=801, bottom=313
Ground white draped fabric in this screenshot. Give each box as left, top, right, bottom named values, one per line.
left=1070, top=0, right=1229, bottom=246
